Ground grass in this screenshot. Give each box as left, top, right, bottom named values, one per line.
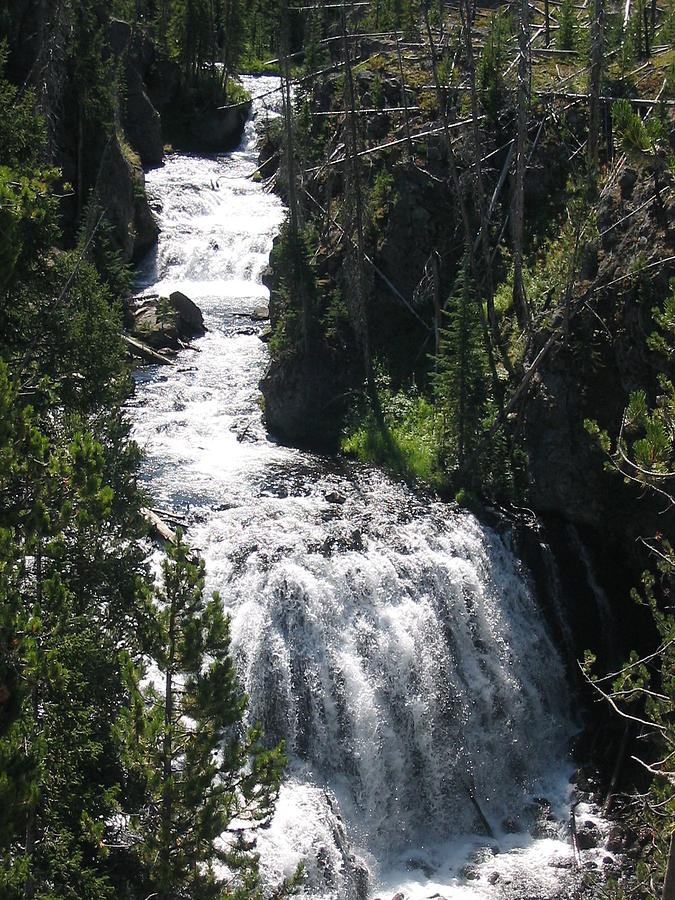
left=341, top=386, right=443, bottom=486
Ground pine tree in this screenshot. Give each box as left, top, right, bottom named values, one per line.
left=432, top=259, right=489, bottom=476
left=137, top=535, right=301, bottom=899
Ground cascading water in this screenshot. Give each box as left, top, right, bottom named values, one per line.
left=129, top=76, right=597, bottom=899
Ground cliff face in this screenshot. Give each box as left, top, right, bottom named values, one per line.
left=260, top=245, right=362, bottom=450
left=3, top=8, right=249, bottom=264
left=523, top=164, right=675, bottom=548
left=259, top=58, right=674, bottom=559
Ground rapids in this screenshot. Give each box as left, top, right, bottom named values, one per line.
left=129, top=76, right=599, bottom=899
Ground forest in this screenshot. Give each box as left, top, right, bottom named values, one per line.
left=0, top=0, right=673, bottom=897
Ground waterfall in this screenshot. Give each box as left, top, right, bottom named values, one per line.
left=129, top=76, right=592, bottom=899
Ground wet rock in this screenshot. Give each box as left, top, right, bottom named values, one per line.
left=405, top=857, right=435, bottom=878
left=606, top=824, right=624, bottom=852
left=252, top=305, right=270, bottom=320
left=131, top=292, right=205, bottom=350
left=488, top=871, right=500, bottom=884
left=391, top=893, right=406, bottom=900
left=261, top=351, right=355, bottom=451
left=325, top=490, right=346, bottom=504
left=548, top=855, right=574, bottom=869
left=502, top=817, right=521, bottom=834
left=576, top=821, right=601, bottom=850
left=459, top=864, right=480, bottom=880
left=170, top=290, right=205, bottom=335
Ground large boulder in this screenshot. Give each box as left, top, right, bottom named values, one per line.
left=169, top=291, right=205, bottom=335
left=131, top=293, right=205, bottom=351
left=180, top=101, right=251, bottom=153
left=132, top=297, right=179, bottom=350
left=260, top=350, right=355, bottom=451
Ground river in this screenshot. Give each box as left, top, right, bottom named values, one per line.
left=129, top=76, right=605, bottom=899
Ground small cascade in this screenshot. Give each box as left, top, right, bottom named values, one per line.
left=566, top=524, right=618, bottom=664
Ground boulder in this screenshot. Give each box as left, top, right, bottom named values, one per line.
left=261, top=351, right=355, bottom=451
left=618, top=167, right=638, bottom=199
left=131, top=293, right=205, bottom=350
left=132, top=301, right=179, bottom=350
left=170, top=291, right=206, bottom=336
left=576, top=821, right=601, bottom=851
left=459, top=864, right=479, bottom=880
left=176, top=100, right=251, bottom=153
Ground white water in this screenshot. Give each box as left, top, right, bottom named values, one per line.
left=130, top=76, right=589, bottom=899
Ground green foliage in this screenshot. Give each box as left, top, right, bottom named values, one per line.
left=432, top=261, right=490, bottom=476
left=661, top=0, right=675, bottom=44
left=268, top=219, right=318, bottom=361
left=342, top=373, right=442, bottom=485
left=556, top=0, right=579, bottom=51
left=585, top=284, right=675, bottom=900
left=367, top=168, right=396, bottom=238
left=613, top=99, right=669, bottom=173
left=478, top=10, right=511, bottom=119
left=135, top=535, right=302, bottom=899
left=0, top=42, right=294, bottom=899
left=0, top=55, right=59, bottom=292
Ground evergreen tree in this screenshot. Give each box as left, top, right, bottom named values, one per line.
left=136, top=535, right=301, bottom=899
left=432, top=258, right=489, bottom=477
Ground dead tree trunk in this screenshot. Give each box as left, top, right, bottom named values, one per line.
left=431, top=251, right=442, bottom=360
left=459, top=0, right=501, bottom=352
left=341, top=2, right=373, bottom=394
left=395, top=30, right=413, bottom=161
left=422, top=2, right=503, bottom=402
left=545, top=0, right=551, bottom=45
left=588, top=0, right=604, bottom=166
left=512, top=0, right=531, bottom=330
left=24, top=538, right=43, bottom=900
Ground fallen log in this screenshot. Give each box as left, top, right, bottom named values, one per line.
left=122, top=334, right=175, bottom=366
left=142, top=507, right=177, bottom=545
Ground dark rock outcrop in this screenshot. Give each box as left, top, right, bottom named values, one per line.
left=131, top=292, right=206, bottom=351
left=107, top=18, right=164, bottom=168
left=96, top=134, right=159, bottom=262
left=261, top=351, right=353, bottom=450
left=165, top=99, right=252, bottom=153
left=522, top=165, right=675, bottom=548
left=169, top=291, right=205, bottom=334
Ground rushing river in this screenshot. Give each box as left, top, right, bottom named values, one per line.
left=130, top=76, right=602, bottom=899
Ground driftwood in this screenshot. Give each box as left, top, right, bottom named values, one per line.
left=122, top=334, right=175, bottom=366
left=142, top=507, right=177, bottom=545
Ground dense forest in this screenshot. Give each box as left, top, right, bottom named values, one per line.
left=0, top=0, right=673, bottom=897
